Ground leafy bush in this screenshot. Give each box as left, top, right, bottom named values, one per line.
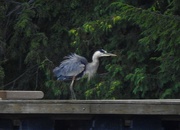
left=0, top=0, right=179, bottom=99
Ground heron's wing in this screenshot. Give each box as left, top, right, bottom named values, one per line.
left=53, top=53, right=88, bottom=80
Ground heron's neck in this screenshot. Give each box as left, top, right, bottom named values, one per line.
left=84, top=54, right=100, bottom=81
left=92, top=54, right=99, bottom=64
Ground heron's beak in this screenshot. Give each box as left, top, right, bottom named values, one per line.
left=103, top=53, right=117, bottom=57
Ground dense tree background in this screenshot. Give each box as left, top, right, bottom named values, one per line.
left=0, top=0, right=179, bottom=99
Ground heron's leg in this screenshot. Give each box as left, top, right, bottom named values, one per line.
left=70, top=76, right=76, bottom=100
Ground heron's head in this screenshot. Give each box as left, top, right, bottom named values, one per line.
left=94, top=49, right=117, bottom=57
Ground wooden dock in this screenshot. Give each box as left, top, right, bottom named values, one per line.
left=0, top=99, right=180, bottom=129
left=0, top=99, right=180, bottom=115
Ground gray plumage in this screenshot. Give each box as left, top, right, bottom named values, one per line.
left=53, top=54, right=88, bottom=80
left=53, top=49, right=116, bottom=99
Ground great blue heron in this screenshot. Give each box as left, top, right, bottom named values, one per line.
left=53, top=49, right=117, bottom=99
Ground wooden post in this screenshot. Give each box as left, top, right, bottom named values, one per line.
left=0, top=91, right=44, bottom=100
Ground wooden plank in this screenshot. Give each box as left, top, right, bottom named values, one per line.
left=0, top=91, right=44, bottom=100
left=0, top=99, right=180, bottom=115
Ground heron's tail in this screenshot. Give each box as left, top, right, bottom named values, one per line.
left=57, top=75, right=73, bottom=81
left=53, top=67, right=72, bottom=81
left=53, top=67, right=60, bottom=77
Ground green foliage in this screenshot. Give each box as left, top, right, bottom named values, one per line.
left=125, top=68, right=148, bottom=97
left=0, top=0, right=179, bottom=99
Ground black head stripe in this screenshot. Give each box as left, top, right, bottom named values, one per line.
left=99, top=49, right=106, bottom=53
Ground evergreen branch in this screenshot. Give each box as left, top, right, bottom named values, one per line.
left=35, top=67, right=39, bottom=90
left=5, top=0, right=21, bottom=5
left=3, top=64, right=38, bottom=89
left=6, top=5, right=21, bottom=16
left=2, top=57, right=54, bottom=89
